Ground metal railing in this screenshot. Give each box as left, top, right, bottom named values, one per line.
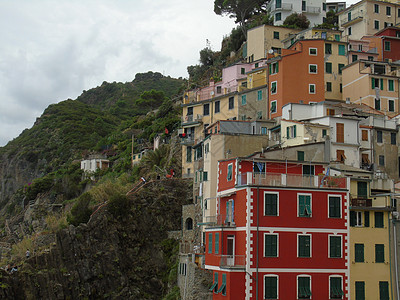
left=271, top=3, right=292, bottom=10
left=182, top=114, right=203, bottom=124
left=306, top=6, right=321, bottom=14
left=238, top=172, right=347, bottom=189
left=351, top=198, right=372, bottom=207
left=220, top=255, right=245, bottom=268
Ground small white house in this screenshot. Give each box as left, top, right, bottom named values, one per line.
left=81, top=158, right=109, bottom=173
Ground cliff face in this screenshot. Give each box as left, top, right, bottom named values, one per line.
left=0, top=179, right=192, bottom=299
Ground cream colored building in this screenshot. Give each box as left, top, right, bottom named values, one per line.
left=281, top=119, right=330, bottom=147
left=338, top=0, right=400, bottom=40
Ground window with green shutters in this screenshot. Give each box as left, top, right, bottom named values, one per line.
left=384, top=41, right=391, bottom=51
left=297, top=151, right=305, bottom=161
left=298, top=195, right=312, bottom=217
left=186, top=146, right=192, bottom=162
left=257, top=90, right=262, bottom=100
left=208, top=233, right=213, bottom=254
left=338, top=63, right=344, bottom=74
left=380, top=78, right=384, bottom=90
left=355, top=243, right=364, bottom=262
left=326, top=62, right=332, bottom=73
left=330, top=277, right=344, bottom=299
left=355, top=281, right=365, bottom=300
left=271, top=101, right=277, bottom=113
left=357, top=181, right=368, bottom=198
left=329, top=236, right=342, bottom=258
left=379, top=281, right=389, bottom=300
left=327, top=82, right=332, bottom=91
left=265, top=193, right=278, bottom=216
left=338, top=44, right=346, bottom=55
left=329, top=196, right=341, bottom=218
left=325, top=43, right=332, bottom=54
left=271, top=81, right=277, bottom=94
left=375, top=244, right=384, bottom=262
left=227, top=164, right=233, bottom=181
left=264, top=234, right=278, bottom=257
left=375, top=212, right=384, bottom=228
left=273, top=31, right=280, bottom=39
left=389, top=79, right=394, bottom=91
left=209, top=272, right=219, bottom=293
left=298, top=276, right=311, bottom=299
left=241, top=94, right=247, bottom=105
left=264, top=276, right=278, bottom=299
left=217, top=273, right=226, bottom=295
left=364, top=211, right=370, bottom=227
left=389, top=99, right=395, bottom=112
left=335, top=34, right=340, bottom=41
left=215, top=233, right=219, bottom=254
left=298, top=235, right=311, bottom=257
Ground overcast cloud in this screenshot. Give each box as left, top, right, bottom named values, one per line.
left=0, top=0, right=236, bottom=146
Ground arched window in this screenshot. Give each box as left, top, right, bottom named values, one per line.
left=185, top=218, right=193, bottom=230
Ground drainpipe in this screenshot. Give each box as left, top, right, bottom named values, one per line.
left=256, top=184, right=260, bottom=300
left=393, top=219, right=399, bottom=299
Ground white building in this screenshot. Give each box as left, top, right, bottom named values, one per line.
left=81, top=157, right=109, bottom=173
left=267, top=0, right=327, bottom=27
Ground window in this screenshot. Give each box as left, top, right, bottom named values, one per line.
left=215, top=233, right=219, bottom=254
left=257, top=111, right=262, bottom=119
left=322, top=129, right=327, bottom=137
left=352, top=54, right=358, bottom=62
left=375, top=244, right=385, bottom=262
left=327, top=108, right=335, bottom=115
left=271, top=100, right=277, bottom=113
left=323, top=2, right=326, bottom=11
left=348, top=11, right=352, bottom=21
left=302, top=0, right=306, bottom=11
left=361, top=130, right=368, bottom=141
left=264, top=234, right=278, bottom=257
left=350, top=211, right=363, bottom=227
left=384, top=41, right=391, bottom=51
left=386, top=6, right=391, bottom=16
left=261, top=127, right=267, bottom=134
left=388, top=99, right=395, bottom=113
left=330, top=277, right=344, bottom=299
left=208, top=233, right=213, bottom=253
left=340, top=83, right=342, bottom=93
left=229, top=96, right=234, bottom=109
left=326, top=62, right=332, bottom=73
left=187, top=106, right=193, bottom=116
left=389, top=80, right=394, bottom=91
left=375, top=98, right=381, bottom=110
left=298, top=276, right=311, bottom=299
left=325, top=43, right=332, bottom=54
left=257, top=90, right=262, bottom=101
left=303, top=165, right=314, bottom=176
left=209, top=272, right=218, bottom=293
left=271, top=81, right=277, bottom=94
left=264, top=276, right=278, bottom=299
left=309, top=48, right=317, bottom=55
left=186, top=146, right=192, bottom=162
left=275, top=12, right=281, bottom=21
left=337, top=150, right=345, bottom=162
left=329, top=196, right=341, bottom=218
left=216, top=86, right=222, bottom=94
left=391, top=132, right=396, bottom=145
left=265, top=193, right=278, bottom=216
left=227, top=164, right=233, bottom=181
left=377, top=130, right=383, bottom=143
left=255, top=62, right=259, bottom=68
left=364, top=211, right=370, bottom=227
left=374, top=4, right=379, bottom=13
left=368, top=56, right=374, bottom=61
left=298, top=195, right=312, bottom=217
left=336, top=123, right=344, bottom=143
left=218, top=273, right=226, bottom=295
left=348, top=27, right=352, bottom=36
left=375, top=212, right=384, bottom=228
left=309, top=64, right=317, bottom=74
left=241, top=67, right=245, bottom=75
left=273, top=31, right=279, bottom=39
left=355, top=281, right=365, bottom=300
left=327, top=82, right=332, bottom=92
left=329, top=236, right=342, bottom=258
left=357, top=181, right=368, bottom=198
left=298, top=235, right=311, bottom=257
left=287, top=125, right=297, bottom=139
left=371, top=78, right=383, bottom=90
left=309, top=84, right=316, bottom=94
left=270, top=62, right=279, bottom=74
left=215, top=100, right=220, bottom=113
left=204, top=103, right=210, bottom=116
left=241, top=94, right=247, bottom=105
left=338, top=44, right=346, bottom=55
left=338, top=64, right=344, bottom=74
left=297, top=151, right=305, bottom=161
left=379, top=281, right=389, bottom=300
left=358, top=44, right=363, bottom=51
left=355, top=243, right=364, bottom=262
left=374, top=20, right=380, bottom=30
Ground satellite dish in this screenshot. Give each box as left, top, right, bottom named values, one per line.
left=268, top=49, right=274, bottom=54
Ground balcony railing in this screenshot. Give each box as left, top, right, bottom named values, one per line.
left=341, top=12, right=363, bottom=27
left=306, top=6, right=321, bottom=14
left=182, top=114, right=203, bottom=124
left=351, top=198, right=372, bottom=207
left=271, top=3, right=292, bottom=11
left=219, top=255, right=245, bottom=268
left=237, top=172, right=347, bottom=189
left=202, top=215, right=236, bottom=227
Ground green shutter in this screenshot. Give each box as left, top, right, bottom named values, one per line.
left=227, top=164, right=233, bottom=181
left=357, top=181, right=368, bottom=198
left=298, top=277, right=311, bottom=297
left=269, top=64, right=272, bottom=74
left=299, top=195, right=311, bottom=217
left=293, top=125, right=297, bottom=137
left=364, top=211, right=369, bottom=227
left=350, top=211, right=356, bottom=227
left=215, top=233, right=219, bottom=254
left=265, top=277, right=278, bottom=299
left=375, top=212, right=384, bottom=228
left=276, top=62, right=279, bottom=73
left=217, top=273, right=227, bottom=295
left=355, top=281, right=365, bottom=300
left=299, top=235, right=310, bottom=257
left=379, top=281, right=389, bottom=300
left=265, top=234, right=277, bottom=257
left=389, top=79, right=394, bottom=91
left=297, top=151, right=305, bottom=161
left=265, top=193, right=278, bottom=216
left=355, top=244, right=364, bottom=262
left=330, top=277, right=343, bottom=298
left=380, top=78, right=384, bottom=90
left=375, top=244, right=384, bottom=262
left=339, top=44, right=345, bottom=55
left=372, top=78, right=375, bottom=89
left=330, top=236, right=341, bottom=258
left=329, top=196, right=341, bottom=218
left=287, top=127, right=290, bottom=139
left=208, top=233, right=213, bottom=253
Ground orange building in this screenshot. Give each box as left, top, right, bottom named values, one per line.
left=267, top=39, right=347, bottom=118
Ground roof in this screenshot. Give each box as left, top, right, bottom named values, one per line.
left=329, top=163, right=372, bottom=174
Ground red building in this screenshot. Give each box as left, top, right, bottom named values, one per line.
left=205, top=156, right=350, bottom=299
left=363, top=27, right=400, bottom=62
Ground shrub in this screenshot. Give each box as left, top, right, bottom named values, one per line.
left=107, top=194, right=130, bottom=218
left=67, top=193, right=92, bottom=226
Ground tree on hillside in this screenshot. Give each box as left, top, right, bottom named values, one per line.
left=315, top=10, right=338, bottom=29
left=214, top=0, right=270, bottom=36
left=282, top=13, right=310, bottom=29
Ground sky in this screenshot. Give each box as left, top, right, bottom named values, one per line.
left=0, top=0, right=359, bottom=147
left=0, top=0, right=236, bottom=146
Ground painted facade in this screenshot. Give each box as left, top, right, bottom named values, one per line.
left=363, top=27, right=400, bottom=62
left=205, top=157, right=349, bottom=299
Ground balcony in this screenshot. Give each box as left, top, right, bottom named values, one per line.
left=350, top=198, right=372, bottom=207
left=341, top=12, right=363, bottom=27
left=219, top=255, right=245, bottom=269
left=201, top=215, right=236, bottom=227
left=180, top=136, right=195, bottom=146
left=305, top=6, right=321, bottom=14
left=181, top=114, right=203, bottom=125
left=271, top=3, right=292, bottom=11
left=237, top=172, right=347, bottom=189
